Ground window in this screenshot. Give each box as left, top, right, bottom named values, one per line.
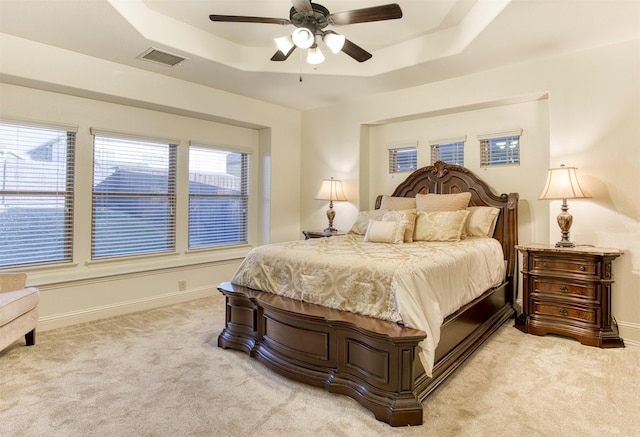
left=91, top=130, right=177, bottom=259
left=188, top=145, right=249, bottom=249
left=0, top=120, right=75, bottom=268
left=388, top=145, right=417, bottom=173
left=479, top=129, right=522, bottom=167
left=430, top=137, right=465, bottom=166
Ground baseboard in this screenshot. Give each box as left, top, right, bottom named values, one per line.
left=37, top=286, right=215, bottom=332
left=617, top=321, right=640, bottom=347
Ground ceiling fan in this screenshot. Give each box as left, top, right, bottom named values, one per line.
left=209, top=1, right=403, bottom=65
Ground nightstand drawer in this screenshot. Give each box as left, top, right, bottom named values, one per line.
left=533, top=278, right=598, bottom=301
left=532, top=256, right=597, bottom=277
left=532, top=300, right=600, bottom=326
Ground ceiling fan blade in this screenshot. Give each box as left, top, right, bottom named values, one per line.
left=271, top=46, right=297, bottom=61
left=291, top=0, right=313, bottom=14
left=328, top=3, right=403, bottom=25
left=341, top=39, right=373, bottom=63
left=209, top=15, right=290, bottom=25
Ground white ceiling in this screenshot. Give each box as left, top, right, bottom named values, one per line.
left=1, top=0, right=639, bottom=111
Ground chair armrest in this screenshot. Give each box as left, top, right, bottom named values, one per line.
left=0, top=273, right=28, bottom=293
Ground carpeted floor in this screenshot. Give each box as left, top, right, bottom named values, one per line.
left=1, top=294, right=638, bottom=437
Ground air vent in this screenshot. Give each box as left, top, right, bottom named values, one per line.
left=137, top=47, right=187, bottom=67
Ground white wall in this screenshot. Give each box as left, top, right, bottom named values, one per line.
left=0, top=34, right=302, bottom=330
left=301, top=39, right=640, bottom=345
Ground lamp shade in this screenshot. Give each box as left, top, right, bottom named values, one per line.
left=315, top=177, right=347, bottom=201
left=323, top=31, right=345, bottom=54
left=274, top=35, right=294, bottom=54
left=539, top=165, right=592, bottom=200
left=306, top=46, right=325, bottom=65
left=292, top=27, right=315, bottom=49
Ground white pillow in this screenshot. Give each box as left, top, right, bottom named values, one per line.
left=465, top=206, right=500, bottom=237
left=348, top=209, right=390, bottom=235
left=413, top=210, right=470, bottom=242
left=364, top=219, right=406, bottom=244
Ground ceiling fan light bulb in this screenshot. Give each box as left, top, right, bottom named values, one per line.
left=274, top=35, right=294, bottom=54
left=292, top=28, right=315, bottom=49
left=307, top=47, right=325, bottom=65
left=324, top=32, right=345, bottom=54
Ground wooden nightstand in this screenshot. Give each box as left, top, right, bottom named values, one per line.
left=515, top=244, right=624, bottom=348
left=302, top=230, right=344, bottom=239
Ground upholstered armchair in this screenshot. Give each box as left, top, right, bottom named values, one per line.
left=0, top=273, right=40, bottom=352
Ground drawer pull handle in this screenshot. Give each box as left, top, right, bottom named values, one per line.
left=542, top=262, right=548, bottom=268
left=560, top=285, right=568, bottom=292
left=559, top=307, right=568, bottom=316
left=579, top=265, right=586, bottom=271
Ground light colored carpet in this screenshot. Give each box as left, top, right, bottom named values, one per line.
left=1, top=293, right=638, bottom=437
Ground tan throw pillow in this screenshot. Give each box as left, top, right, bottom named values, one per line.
left=465, top=206, right=500, bottom=237
left=413, top=210, right=470, bottom=242
left=379, top=195, right=416, bottom=210
left=348, top=209, right=390, bottom=235
left=364, top=219, right=406, bottom=244
left=382, top=209, right=417, bottom=243
left=415, top=192, right=471, bottom=212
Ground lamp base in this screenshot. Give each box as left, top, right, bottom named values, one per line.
left=555, top=239, right=575, bottom=248
left=555, top=199, right=574, bottom=248
left=324, top=226, right=338, bottom=234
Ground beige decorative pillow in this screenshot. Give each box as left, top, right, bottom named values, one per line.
left=382, top=209, right=417, bottom=243
left=415, top=192, right=471, bottom=212
left=348, top=209, right=390, bottom=235
left=379, top=195, right=416, bottom=210
left=364, top=219, right=406, bottom=244
left=465, top=206, right=500, bottom=237
left=413, top=210, right=470, bottom=242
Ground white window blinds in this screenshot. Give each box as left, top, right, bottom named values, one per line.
left=478, top=129, right=522, bottom=167
left=388, top=145, right=417, bottom=173
left=0, top=120, right=76, bottom=267
left=91, top=132, right=177, bottom=259
left=188, top=145, right=249, bottom=248
left=429, top=136, right=466, bottom=166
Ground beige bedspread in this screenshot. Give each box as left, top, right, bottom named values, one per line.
left=231, top=234, right=506, bottom=375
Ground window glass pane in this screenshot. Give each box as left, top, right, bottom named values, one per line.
left=92, top=135, right=176, bottom=259
left=0, top=122, right=74, bottom=267
left=189, top=146, right=248, bottom=249
left=481, top=136, right=520, bottom=166
left=389, top=147, right=417, bottom=173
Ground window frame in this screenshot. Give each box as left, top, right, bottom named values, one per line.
left=478, top=129, right=522, bottom=167
left=0, top=119, right=76, bottom=268
left=388, top=143, right=418, bottom=174
left=429, top=136, right=466, bottom=166
left=187, top=143, right=250, bottom=250
left=90, top=129, right=178, bottom=260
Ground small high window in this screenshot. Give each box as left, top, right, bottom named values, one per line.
left=429, top=136, right=466, bottom=166
left=388, top=144, right=417, bottom=173
left=479, top=129, right=522, bottom=167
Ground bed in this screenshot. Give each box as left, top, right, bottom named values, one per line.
left=217, top=161, right=519, bottom=426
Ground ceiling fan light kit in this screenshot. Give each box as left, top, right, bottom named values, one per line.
left=209, top=1, right=403, bottom=65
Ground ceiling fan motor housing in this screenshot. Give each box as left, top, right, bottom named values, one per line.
left=289, top=3, right=330, bottom=33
